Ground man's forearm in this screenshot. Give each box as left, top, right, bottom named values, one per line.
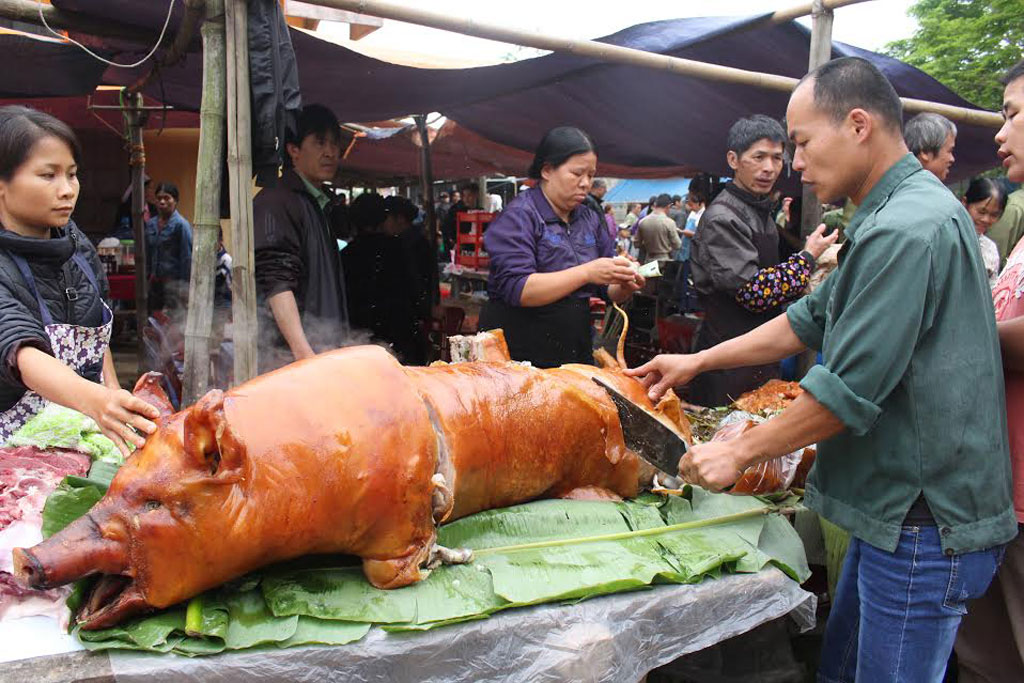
left=696, top=313, right=807, bottom=374
left=998, top=317, right=1024, bottom=373
left=736, top=392, right=846, bottom=469
left=267, top=290, right=315, bottom=360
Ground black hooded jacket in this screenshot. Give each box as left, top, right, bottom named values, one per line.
left=0, top=221, right=109, bottom=411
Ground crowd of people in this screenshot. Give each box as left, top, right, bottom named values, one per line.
left=0, top=37, right=1022, bottom=680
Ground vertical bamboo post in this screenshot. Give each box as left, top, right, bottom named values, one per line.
left=126, top=93, right=149, bottom=381
left=799, top=0, right=834, bottom=238
left=183, top=0, right=226, bottom=404
left=225, top=0, right=257, bottom=384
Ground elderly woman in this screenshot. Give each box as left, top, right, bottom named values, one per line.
left=905, top=112, right=957, bottom=181
left=480, top=126, right=644, bottom=367
left=962, top=177, right=1007, bottom=287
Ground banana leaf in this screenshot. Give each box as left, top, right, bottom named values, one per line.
left=63, top=491, right=809, bottom=656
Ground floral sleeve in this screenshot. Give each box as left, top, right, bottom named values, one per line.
left=735, top=252, right=814, bottom=313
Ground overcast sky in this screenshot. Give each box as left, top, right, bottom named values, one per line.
left=317, top=0, right=918, bottom=65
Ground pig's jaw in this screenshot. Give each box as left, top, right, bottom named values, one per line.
left=12, top=511, right=151, bottom=630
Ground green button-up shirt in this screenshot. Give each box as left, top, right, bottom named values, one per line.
left=787, top=154, right=1016, bottom=555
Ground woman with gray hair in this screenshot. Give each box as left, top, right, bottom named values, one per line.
left=905, top=112, right=957, bottom=181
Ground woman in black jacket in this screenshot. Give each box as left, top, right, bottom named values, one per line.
left=0, top=106, right=159, bottom=456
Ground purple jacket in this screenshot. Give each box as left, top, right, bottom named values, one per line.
left=485, top=186, right=615, bottom=306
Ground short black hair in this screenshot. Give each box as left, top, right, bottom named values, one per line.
left=527, top=126, right=596, bottom=179
left=154, top=181, right=179, bottom=202
left=0, top=105, right=81, bottom=180
left=287, top=103, right=340, bottom=148
left=964, top=177, right=1007, bottom=212
left=655, top=193, right=672, bottom=208
left=726, top=114, right=786, bottom=156
left=1002, top=59, right=1024, bottom=87
left=459, top=182, right=478, bottom=194
left=384, top=195, right=418, bottom=223
left=671, top=194, right=682, bottom=202
left=801, top=57, right=903, bottom=134
left=349, top=192, right=386, bottom=232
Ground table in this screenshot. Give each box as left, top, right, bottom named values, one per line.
left=1, top=568, right=814, bottom=683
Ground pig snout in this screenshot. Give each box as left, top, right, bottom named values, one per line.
left=13, top=513, right=129, bottom=589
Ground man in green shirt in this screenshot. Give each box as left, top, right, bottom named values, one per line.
left=988, top=186, right=1024, bottom=269
left=628, top=57, right=1015, bottom=680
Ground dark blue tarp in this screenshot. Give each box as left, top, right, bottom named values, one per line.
left=0, top=31, right=108, bottom=98
left=50, top=2, right=1003, bottom=180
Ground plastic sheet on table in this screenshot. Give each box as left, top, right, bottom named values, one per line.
left=108, top=567, right=815, bottom=683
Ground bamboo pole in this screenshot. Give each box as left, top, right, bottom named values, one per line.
left=224, top=0, right=258, bottom=385
left=414, top=114, right=440, bottom=308
left=125, top=93, right=149, bottom=382
left=182, top=0, right=226, bottom=405
left=0, top=0, right=144, bottom=42
left=800, top=0, right=834, bottom=239
left=298, top=0, right=1004, bottom=129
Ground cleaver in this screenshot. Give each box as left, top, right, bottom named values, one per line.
left=592, top=376, right=688, bottom=476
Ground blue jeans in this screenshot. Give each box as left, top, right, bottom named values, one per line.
left=818, top=525, right=1005, bottom=682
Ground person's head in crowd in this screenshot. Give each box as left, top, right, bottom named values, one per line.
left=451, top=190, right=461, bottom=204
left=997, top=59, right=1024, bottom=183
left=383, top=196, right=418, bottom=236
left=154, top=182, right=179, bottom=220
left=604, top=203, right=615, bottom=216
left=647, top=195, right=657, bottom=210
left=905, top=112, right=957, bottom=181
left=671, top=194, right=682, bottom=207
left=349, top=192, right=387, bottom=236
left=786, top=57, right=906, bottom=206
left=458, top=182, right=479, bottom=209
left=527, top=126, right=597, bottom=217
left=590, top=178, right=608, bottom=200
left=725, top=114, right=787, bottom=197
left=286, top=104, right=341, bottom=184
left=628, top=202, right=641, bottom=216
left=685, top=186, right=709, bottom=212
left=961, top=177, right=1007, bottom=237
left=653, top=193, right=673, bottom=213
left=0, top=105, right=81, bottom=236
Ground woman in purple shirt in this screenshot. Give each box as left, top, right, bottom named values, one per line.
left=480, top=127, right=643, bottom=367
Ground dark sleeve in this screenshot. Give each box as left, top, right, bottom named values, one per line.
left=482, top=208, right=538, bottom=306
left=0, top=278, right=52, bottom=390
left=734, top=252, right=815, bottom=313
left=693, top=212, right=761, bottom=294
left=254, top=192, right=304, bottom=299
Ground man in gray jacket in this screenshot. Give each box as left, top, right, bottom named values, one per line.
left=689, top=115, right=834, bottom=406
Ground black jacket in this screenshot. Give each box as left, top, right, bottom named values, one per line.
left=0, top=222, right=109, bottom=411
left=254, top=170, right=349, bottom=369
left=248, top=0, right=301, bottom=186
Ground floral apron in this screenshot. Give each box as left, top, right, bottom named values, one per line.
left=0, top=251, right=113, bottom=442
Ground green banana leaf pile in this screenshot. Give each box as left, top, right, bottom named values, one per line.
left=42, top=464, right=809, bottom=657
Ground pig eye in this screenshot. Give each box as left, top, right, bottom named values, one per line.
left=145, top=500, right=162, bottom=511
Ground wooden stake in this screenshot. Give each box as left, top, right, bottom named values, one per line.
left=799, top=0, right=834, bottom=239
left=414, top=114, right=440, bottom=309
left=125, top=94, right=149, bottom=382
left=182, top=0, right=226, bottom=405
left=225, top=0, right=258, bottom=385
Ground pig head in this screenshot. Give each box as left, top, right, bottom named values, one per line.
left=14, top=347, right=440, bottom=629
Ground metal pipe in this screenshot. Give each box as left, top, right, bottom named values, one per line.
left=299, top=0, right=1003, bottom=128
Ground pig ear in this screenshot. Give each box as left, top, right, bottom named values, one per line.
left=184, top=390, right=228, bottom=474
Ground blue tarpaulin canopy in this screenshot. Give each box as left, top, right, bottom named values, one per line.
left=605, top=179, right=692, bottom=204
left=17, top=3, right=1005, bottom=181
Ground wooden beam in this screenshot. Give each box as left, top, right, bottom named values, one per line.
left=125, top=93, right=149, bottom=382
left=182, top=0, right=226, bottom=404
left=414, top=114, right=439, bottom=307
left=297, top=0, right=1004, bottom=129
left=800, top=0, right=834, bottom=238
left=225, top=0, right=258, bottom=385
left=769, top=0, right=871, bottom=24
left=0, top=0, right=147, bottom=42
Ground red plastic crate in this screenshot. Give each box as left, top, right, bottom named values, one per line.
left=455, top=211, right=495, bottom=269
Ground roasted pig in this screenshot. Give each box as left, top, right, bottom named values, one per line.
left=13, top=342, right=690, bottom=629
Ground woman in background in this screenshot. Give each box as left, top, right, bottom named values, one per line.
left=962, top=177, right=1006, bottom=288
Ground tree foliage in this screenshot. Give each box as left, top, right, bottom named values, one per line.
left=885, top=0, right=1024, bottom=111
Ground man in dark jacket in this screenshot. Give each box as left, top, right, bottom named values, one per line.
left=582, top=178, right=607, bottom=217
left=441, top=183, right=479, bottom=261
left=254, top=104, right=349, bottom=371
left=689, top=114, right=835, bottom=406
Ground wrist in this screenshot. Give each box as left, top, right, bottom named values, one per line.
left=733, top=430, right=765, bottom=471
left=799, top=249, right=817, bottom=266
